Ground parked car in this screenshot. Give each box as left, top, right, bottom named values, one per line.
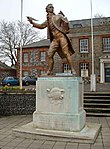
left=1, top=76, right=19, bottom=86
left=22, top=76, right=37, bottom=86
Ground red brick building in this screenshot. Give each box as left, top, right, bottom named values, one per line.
left=69, top=17, right=110, bottom=83
left=16, top=17, right=110, bottom=83
left=17, top=39, right=49, bottom=77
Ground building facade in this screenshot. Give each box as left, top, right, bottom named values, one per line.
left=16, top=17, right=110, bottom=83
left=69, top=17, right=110, bottom=83
left=17, top=39, right=49, bottom=77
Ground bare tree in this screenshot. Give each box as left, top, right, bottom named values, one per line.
left=0, top=20, right=43, bottom=66
left=94, top=13, right=105, bottom=18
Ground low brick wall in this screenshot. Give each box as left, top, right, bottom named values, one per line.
left=0, top=93, right=36, bottom=116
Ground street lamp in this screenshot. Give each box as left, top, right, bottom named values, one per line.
left=90, top=0, right=96, bottom=91
left=19, top=0, right=23, bottom=89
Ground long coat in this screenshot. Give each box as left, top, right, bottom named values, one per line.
left=51, top=14, right=75, bottom=58
left=32, top=14, right=75, bottom=58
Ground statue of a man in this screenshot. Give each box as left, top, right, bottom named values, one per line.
left=28, top=4, right=76, bottom=76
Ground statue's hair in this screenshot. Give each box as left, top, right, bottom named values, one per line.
left=46, top=4, right=53, bottom=12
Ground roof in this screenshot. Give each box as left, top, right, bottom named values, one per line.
left=0, top=61, right=12, bottom=69
left=22, top=39, right=50, bottom=48
left=69, top=17, right=110, bottom=28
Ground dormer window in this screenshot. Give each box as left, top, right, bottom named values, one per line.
left=73, top=24, right=82, bottom=28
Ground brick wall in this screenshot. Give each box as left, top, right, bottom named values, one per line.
left=17, top=47, right=48, bottom=77
left=70, top=24, right=110, bottom=78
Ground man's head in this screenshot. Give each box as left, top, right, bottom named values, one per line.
left=46, top=4, right=54, bottom=13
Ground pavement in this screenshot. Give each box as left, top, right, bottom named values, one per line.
left=0, top=83, right=110, bottom=149
left=84, top=83, right=110, bottom=92
left=0, top=115, right=110, bottom=149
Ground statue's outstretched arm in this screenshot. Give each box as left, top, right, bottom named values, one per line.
left=27, top=17, right=47, bottom=29
left=32, top=21, right=47, bottom=29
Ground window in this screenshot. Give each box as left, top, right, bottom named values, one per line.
left=23, top=71, right=28, bottom=76
left=40, top=51, right=46, bottom=62
left=63, top=63, right=71, bottom=73
left=80, top=39, right=88, bottom=53
left=103, top=38, right=110, bottom=51
left=80, top=63, right=89, bottom=77
left=40, top=70, right=46, bottom=75
left=23, top=53, right=28, bottom=62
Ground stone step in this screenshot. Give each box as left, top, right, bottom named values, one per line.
left=84, top=99, right=110, bottom=103
left=86, top=112, right=110, bottom=117
left=84, top=96, right=110, bottom=98
left=84, top=92, right=110, bottom=95
left=84, top=103, right=110, bottom=107
left=84, top=107, right=110, bottom=113
left=84, top=92, right=110, bottom=116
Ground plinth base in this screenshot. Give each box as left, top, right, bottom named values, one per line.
left=13, top=122, right=101, bottom=144
left=13, top=77, right=101, bottom=143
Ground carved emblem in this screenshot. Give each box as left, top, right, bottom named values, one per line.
left=47, top=87, right=65, bottom=104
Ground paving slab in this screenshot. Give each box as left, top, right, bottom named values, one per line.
left=13, top=121, right=101, bottom=144
left=0, top=115, right=110, bottom=149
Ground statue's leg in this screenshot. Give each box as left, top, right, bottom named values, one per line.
left=47, top=40, right=58, bottom=75
left=60, top=36, right=76, bottom=76
left=65, top=53, right=76, bottom=75
left=46, top=55, right=54, bottom=75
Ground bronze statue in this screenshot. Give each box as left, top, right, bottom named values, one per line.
left=28, top=4, right=76, bottom=76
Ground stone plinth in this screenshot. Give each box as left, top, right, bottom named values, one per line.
left=33, top=77, right=86, bottom=131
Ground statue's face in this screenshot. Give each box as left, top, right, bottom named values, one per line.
left=46, top=4, right=54, bottom=13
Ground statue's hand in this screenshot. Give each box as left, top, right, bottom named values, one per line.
left=27, top=16, right=38, bottom=24
left=27, top=16, right=33, bottom=24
